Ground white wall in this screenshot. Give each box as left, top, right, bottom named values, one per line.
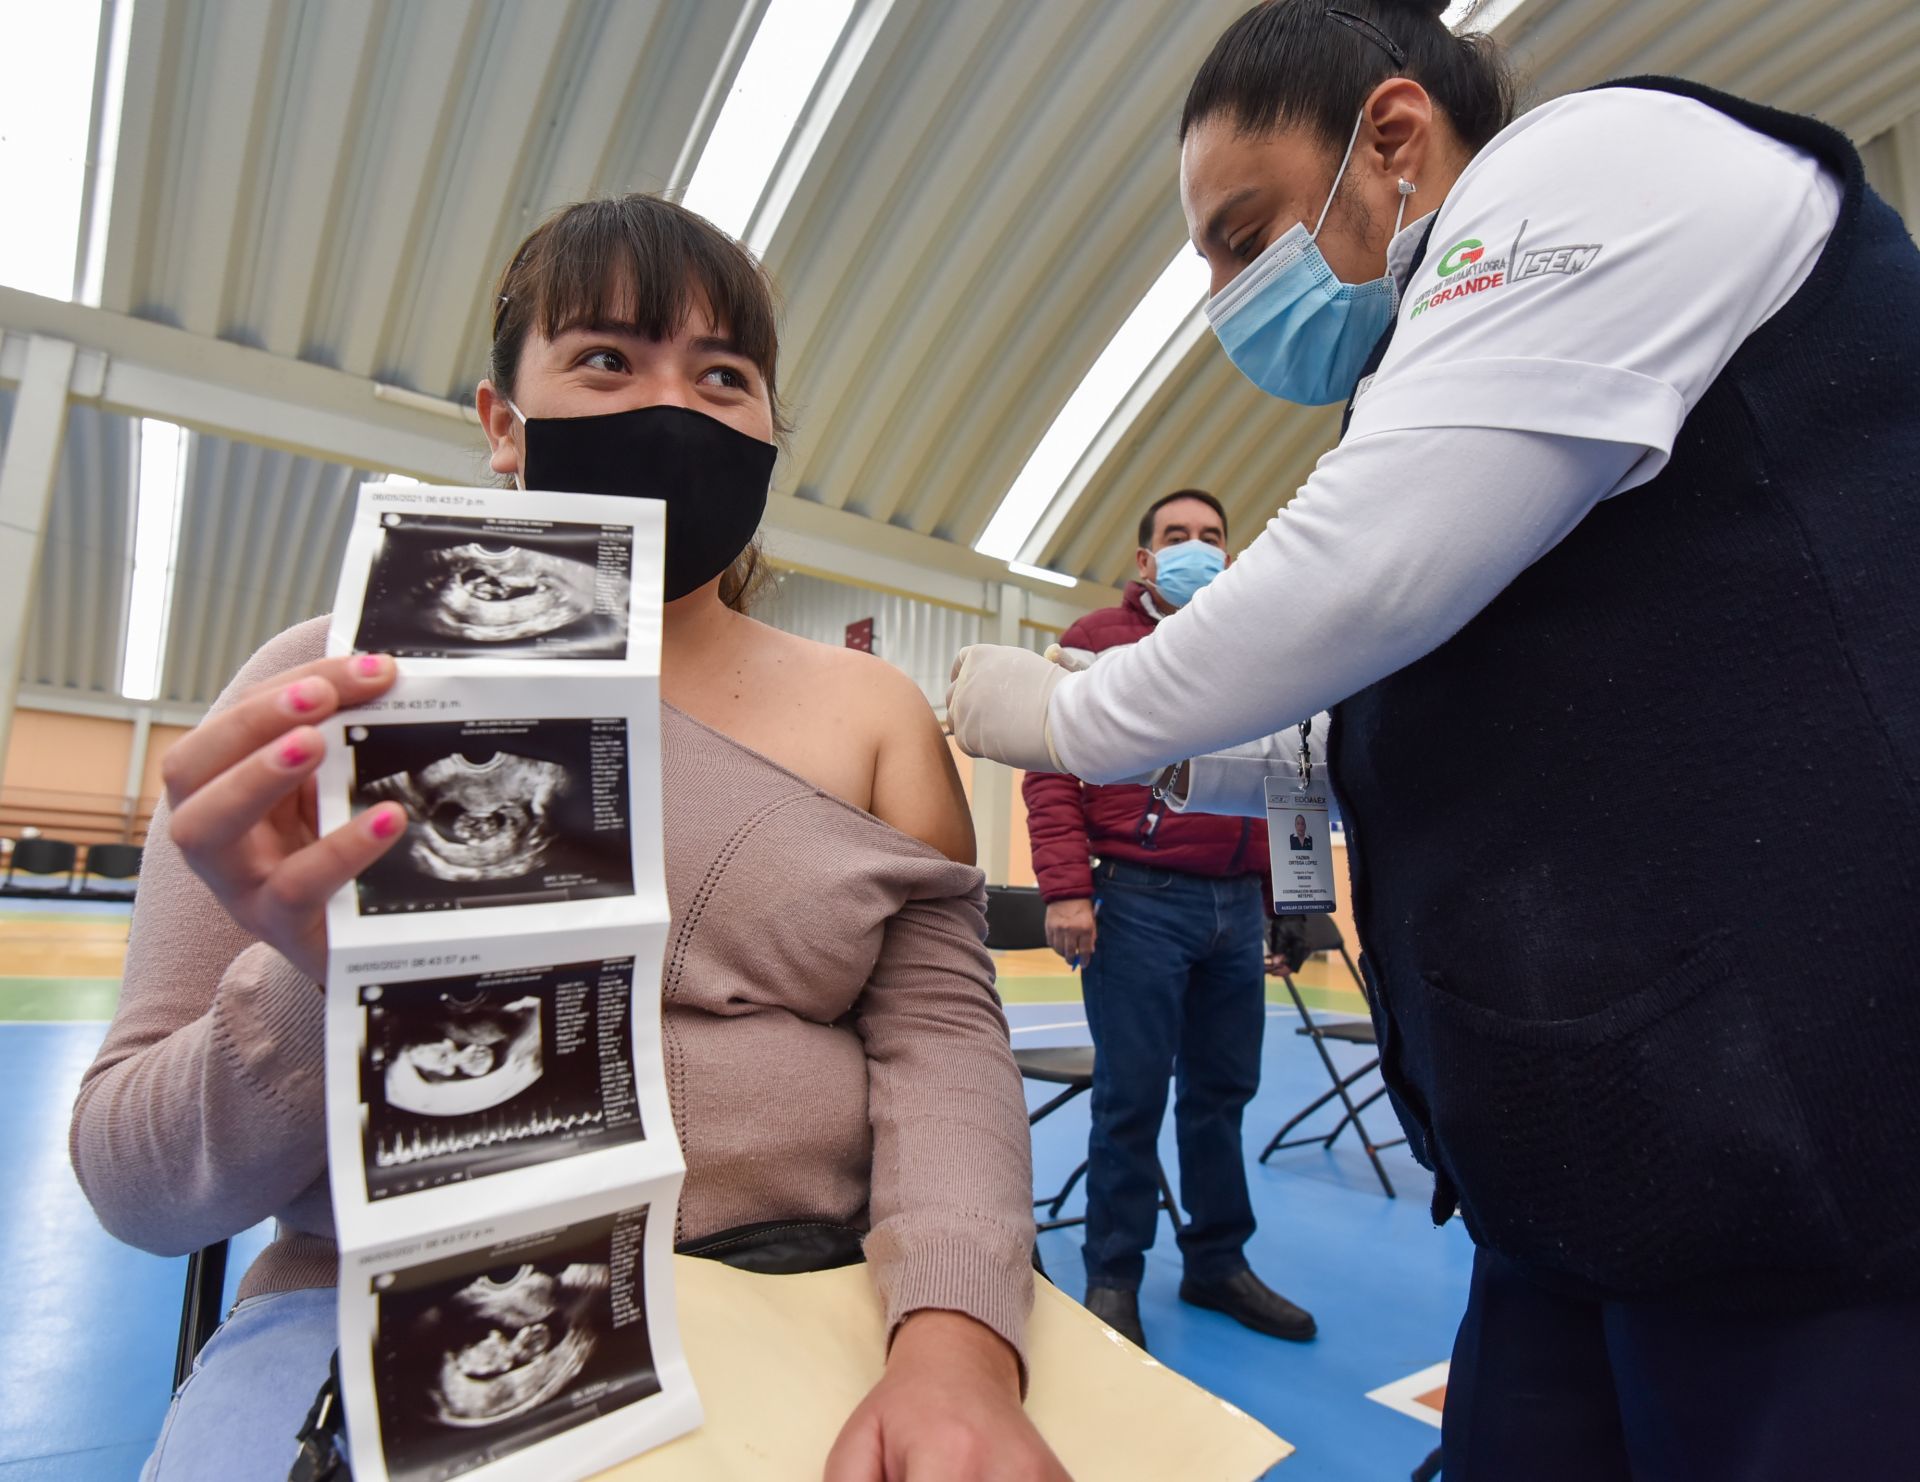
left=753, top=568, right=984, bottom=707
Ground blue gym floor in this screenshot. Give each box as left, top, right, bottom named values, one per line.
left=2, top=905, right=1469, bottom=1480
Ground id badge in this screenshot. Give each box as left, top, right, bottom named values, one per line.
left=1265, top=778, right=1335, bottom=914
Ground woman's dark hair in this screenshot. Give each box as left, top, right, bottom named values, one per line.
left=488, top=194, right=784, bottom=611
left=1179, top=0, right=1516, bottom=154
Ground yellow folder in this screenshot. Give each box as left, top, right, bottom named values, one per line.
left=601, top=1257, right=1292, bottom=1480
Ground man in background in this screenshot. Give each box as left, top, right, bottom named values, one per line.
left=1023, top=489, right=1315, bottom=1351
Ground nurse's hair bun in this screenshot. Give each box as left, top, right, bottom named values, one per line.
left=1381, top=0, right=1453, bottom=18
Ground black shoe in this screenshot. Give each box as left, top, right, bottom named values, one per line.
left=1082, top=1285, right=1147, bottom=1349
left=1179, top=1269, right=1317, bottom=1341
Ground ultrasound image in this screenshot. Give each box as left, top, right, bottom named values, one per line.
left=364, top=753, right=568, bottom=885
left=373, top=1209, right=659, bottom=1482
left=360, top=959, right=644, bottom=1201
left=426, top=1262, right=605, bottom=1426
left=381, top=994, right=543, bottom=1119
left=354, top=513, right=634, bottom=660
left=348, top=718, right=633, bottom=915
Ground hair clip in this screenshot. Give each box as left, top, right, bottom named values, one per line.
left=1324, top=7, right=1409, bottom=68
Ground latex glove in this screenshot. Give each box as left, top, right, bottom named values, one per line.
left=946, top=645, right=1069, bottom=773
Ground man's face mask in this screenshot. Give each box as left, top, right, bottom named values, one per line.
left=1147, top=539, right=1227, bottom=608
left=508, top=401, right=777, bottom=602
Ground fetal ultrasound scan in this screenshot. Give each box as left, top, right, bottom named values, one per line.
left=348, top=717, right=634, bottom=915
left=353, top=513, right=635, bottom=660
left=359, top=959, right=644, bottom=1200
left=371, top=1209, right=659, bottom=1482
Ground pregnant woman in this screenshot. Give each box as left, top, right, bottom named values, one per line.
left=72, top=193, right=1062, bottom=1482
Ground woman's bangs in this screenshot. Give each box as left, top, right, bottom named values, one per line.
left=525, top=206, right=778, bottom=379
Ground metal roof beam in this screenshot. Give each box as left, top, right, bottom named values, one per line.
left=0, top=286, right=479, bottom=481
left=0, top=285, right=1106, bottom=625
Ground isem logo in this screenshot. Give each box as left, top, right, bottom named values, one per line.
left=1436, top=239, right=1485, bottom=277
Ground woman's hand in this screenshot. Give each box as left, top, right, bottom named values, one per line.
left=823, top=1310, right=1070, bottom=1482
left=161, top=654, right=404, bottom=983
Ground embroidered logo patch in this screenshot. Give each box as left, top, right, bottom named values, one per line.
left=1406, top=225, right=1605, bottom=321
left=1435, top=239, right=1485, bottom=276
left=1513, top=243, right=1604, bottom=281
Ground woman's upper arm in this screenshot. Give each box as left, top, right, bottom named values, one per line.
left=864, top=663, right=976, bottom=866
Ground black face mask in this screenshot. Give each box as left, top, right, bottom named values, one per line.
left=516, top=403, right=776, bottom=602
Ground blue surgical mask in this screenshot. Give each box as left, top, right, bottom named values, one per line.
left=1204, top=111, right=1414, bottom=406
left=1148, top=539, right=1226, bottom=608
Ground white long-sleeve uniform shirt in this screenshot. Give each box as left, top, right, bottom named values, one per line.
left=1046, top=87, right=1841, bottom=815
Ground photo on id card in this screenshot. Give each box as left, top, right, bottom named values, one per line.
left=1265, top=779, right=1334, bottom=913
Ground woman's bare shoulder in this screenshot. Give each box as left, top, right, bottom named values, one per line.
left=745, top=623, right=976, bottom=864
left=741, top=619, right=922, bottom=705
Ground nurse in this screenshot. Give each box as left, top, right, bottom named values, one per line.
left=948, top=0, right=1920, bottom=1475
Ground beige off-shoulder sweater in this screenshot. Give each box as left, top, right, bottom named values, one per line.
left=69, top=618, right=1035, bottom=1361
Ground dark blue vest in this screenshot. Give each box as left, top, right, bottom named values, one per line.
left=1331, top=77, right=1920, bottom=1310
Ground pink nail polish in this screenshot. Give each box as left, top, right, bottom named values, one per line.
left=279, top=739, right=310, bottom=768
left=356, top=654, right=387, bottom=677
left=285, top=679, right=322, bottom=713
left=369, top=805, right=403, bottom=839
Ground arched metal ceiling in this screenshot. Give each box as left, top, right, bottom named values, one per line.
left=1, top=390, right=137, bottom=697
left=154, top=437, right=372, bottom=706
left=6, top=0, right=1919, bottom=707
left=91, top=0, right=757, bottom=390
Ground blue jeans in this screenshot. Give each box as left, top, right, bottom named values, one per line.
left=142, top=1286, right=337, bottom=1482
left=1078, top=859, right=1266, bottom=1290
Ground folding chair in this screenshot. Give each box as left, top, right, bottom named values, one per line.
left=174, top=1239, right=230, bottom=1390
left=81, top=842, right=143, bottom=897
left=1258, top=913, right=1404, bottom=1198
left=2, top=837, right=80, bottom=895
left=985, top=885, right=1181, bottom=1234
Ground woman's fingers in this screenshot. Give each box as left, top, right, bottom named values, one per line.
left=820, top=1406, right=883, bottom=1482
left=255, top=804, right=409, bottom=933
left=168, top=725, right=326, bottom=864
left=160, top=655, right=394, bottom=806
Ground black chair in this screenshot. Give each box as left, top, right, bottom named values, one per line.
left=985, top=885, right=1182, bottom=1235
left=81, top=841, right=142, bottom=897
left=174, top=1239, right=230, bottom=1390
left=1258, top=913, right=1405, bottom=1198
left=2, top=836, right=79, bottom=895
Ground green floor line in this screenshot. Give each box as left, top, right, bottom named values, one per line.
left=994, top=973, right=1367, bottom=1016
left=0, top=977, right=123, bottom=1022
left=4, top=973, right=1368, bottom=1023
left=0, top=908, right=133, bottom=924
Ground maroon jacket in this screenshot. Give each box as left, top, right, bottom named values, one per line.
left=1023, top=583, right=1269, bottom=902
